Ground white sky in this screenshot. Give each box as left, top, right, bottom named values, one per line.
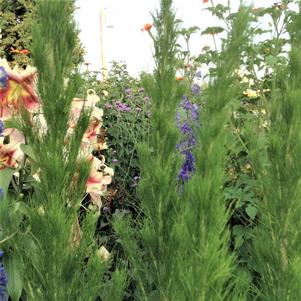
left=74, top=0, right=281, bottom=77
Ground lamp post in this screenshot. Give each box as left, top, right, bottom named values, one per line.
left=99, top=5, right=107, bottom=80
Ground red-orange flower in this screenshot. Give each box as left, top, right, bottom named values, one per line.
left=141, top=23, right=152, bottom=32
left=10, top=47, right=30, bottom=55
left=203, top=0, right=209, bottom=3
left=176, top=76, right=184, bottom=81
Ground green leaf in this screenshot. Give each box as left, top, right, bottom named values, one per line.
left=246, top=205, right=258, bottom=220
left=20, top=144, right=37, bottom=162
left=265, top=55, right=278, bottom=67
left=201, top=26, right=224, bottom=35
left=4, top=255, right=23, bottom=301
left=4, top=119, right=22, bottom=131
left=0, top=168, right=16, bottom=199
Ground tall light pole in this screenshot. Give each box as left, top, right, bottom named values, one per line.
left=99, top=5, right=107, bottom=80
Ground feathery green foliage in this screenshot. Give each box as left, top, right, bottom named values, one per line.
left=0, top=1, right=126, bottom=300
left=246, top=2, right=301, bottom=300
left=175, top=5, right=252, bottom=301
left=115, top=1, right=252, bottom=300
left=114, top=1, right=184, bottom=300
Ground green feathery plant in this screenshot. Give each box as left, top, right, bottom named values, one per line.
left=114, top=1, right=252, bottom=300
left=245, top=2, right=301, bottom=300
left=175, top=4, right=252, bottom=301
left=0, top=1, right=126, bottom=300
left=114, top=0, right=184, bottom=300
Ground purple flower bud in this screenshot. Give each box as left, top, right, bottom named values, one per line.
left=196, top=70, right=202, bottom=78
left=180, top=122, right=193, bottom=135
left=104, top=103, right=113, bottom=109
left=191, top=84, right=201, bottom=95
left=138, top=88, right=145, bottom=93
left=135, top=107, right=142, bottom=112
left=102, top=206, right=109, bottom=213
left=0, top=67, right=8, bottom=89
left=143, top=96, right=150, bottom=103
left=125, top=88, right=132, bottom=95
left=116, top=102, right=131, bottom=112
left=112, top=159, right=118, bottom=164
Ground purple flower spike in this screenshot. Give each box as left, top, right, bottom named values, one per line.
left=191, top=84, right=201, bottom=95
left=138, top=88, right=145, bottom=93
left=0, top=251, right=7, bottom=301
left=176, top=95, right=200, bottom=185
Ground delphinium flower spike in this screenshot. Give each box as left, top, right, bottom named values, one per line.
left=176, top=96, right=199, bottom=185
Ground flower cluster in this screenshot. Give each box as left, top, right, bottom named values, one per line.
left=104, top=87, right=149, bottom=114
left=0, top=59, right=112, bottom=210
left=0, top=58, right=38, bottom=120
left=176, top=95, right=200, bottom=183
left=115, top=100, right=131, bottom=112
left=0, top=251, right=7, bottom=301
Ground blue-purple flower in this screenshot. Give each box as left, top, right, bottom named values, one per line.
left=0, top=251, right=7, bottom=301
left=191, top=84, right=201, bottom=95
left=195, top=70, right=202, bottom=78
left=176, top=96, right=200, bottom=184
left=180, top=122, right=193, bottom=135
left=178, top=150, right=195, bottom=182
left=125, top=88, right=132, bottom=95
left=0, top=120, right=4, bottom=137
left=0, top=67, right=8, bottom=89
left=115, top=101, right=131, bottom=112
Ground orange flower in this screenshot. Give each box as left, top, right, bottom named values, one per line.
left=10, top=47, right=30, bottom=55
left=203, top=0, right=209, bottom=3
left=141, top=23, right=152, bottom=32
left=176, top=76, right=184, bottom=81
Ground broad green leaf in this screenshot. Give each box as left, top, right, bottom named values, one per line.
left=201, top=26, right=224, bottom=35
left=246, top=205, right=258, bottom=220
left=4, top=255, right=23, bottom=301
left=20, top=144, right=37, bottom=162
left=0, top=168, right=16, bottom=199
left=4, top=119, right=21, bottom=131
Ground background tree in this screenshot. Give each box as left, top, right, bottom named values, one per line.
left=0, top=0, right=85, bottom=68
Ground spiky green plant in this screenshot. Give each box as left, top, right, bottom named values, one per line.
left=245, top=2, right=301, bottom=300
left=174, top=5, right=252, bottom=301
left=0, top=1, right=126, bottom=300
left=114, top=1, right=252, bottom=300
